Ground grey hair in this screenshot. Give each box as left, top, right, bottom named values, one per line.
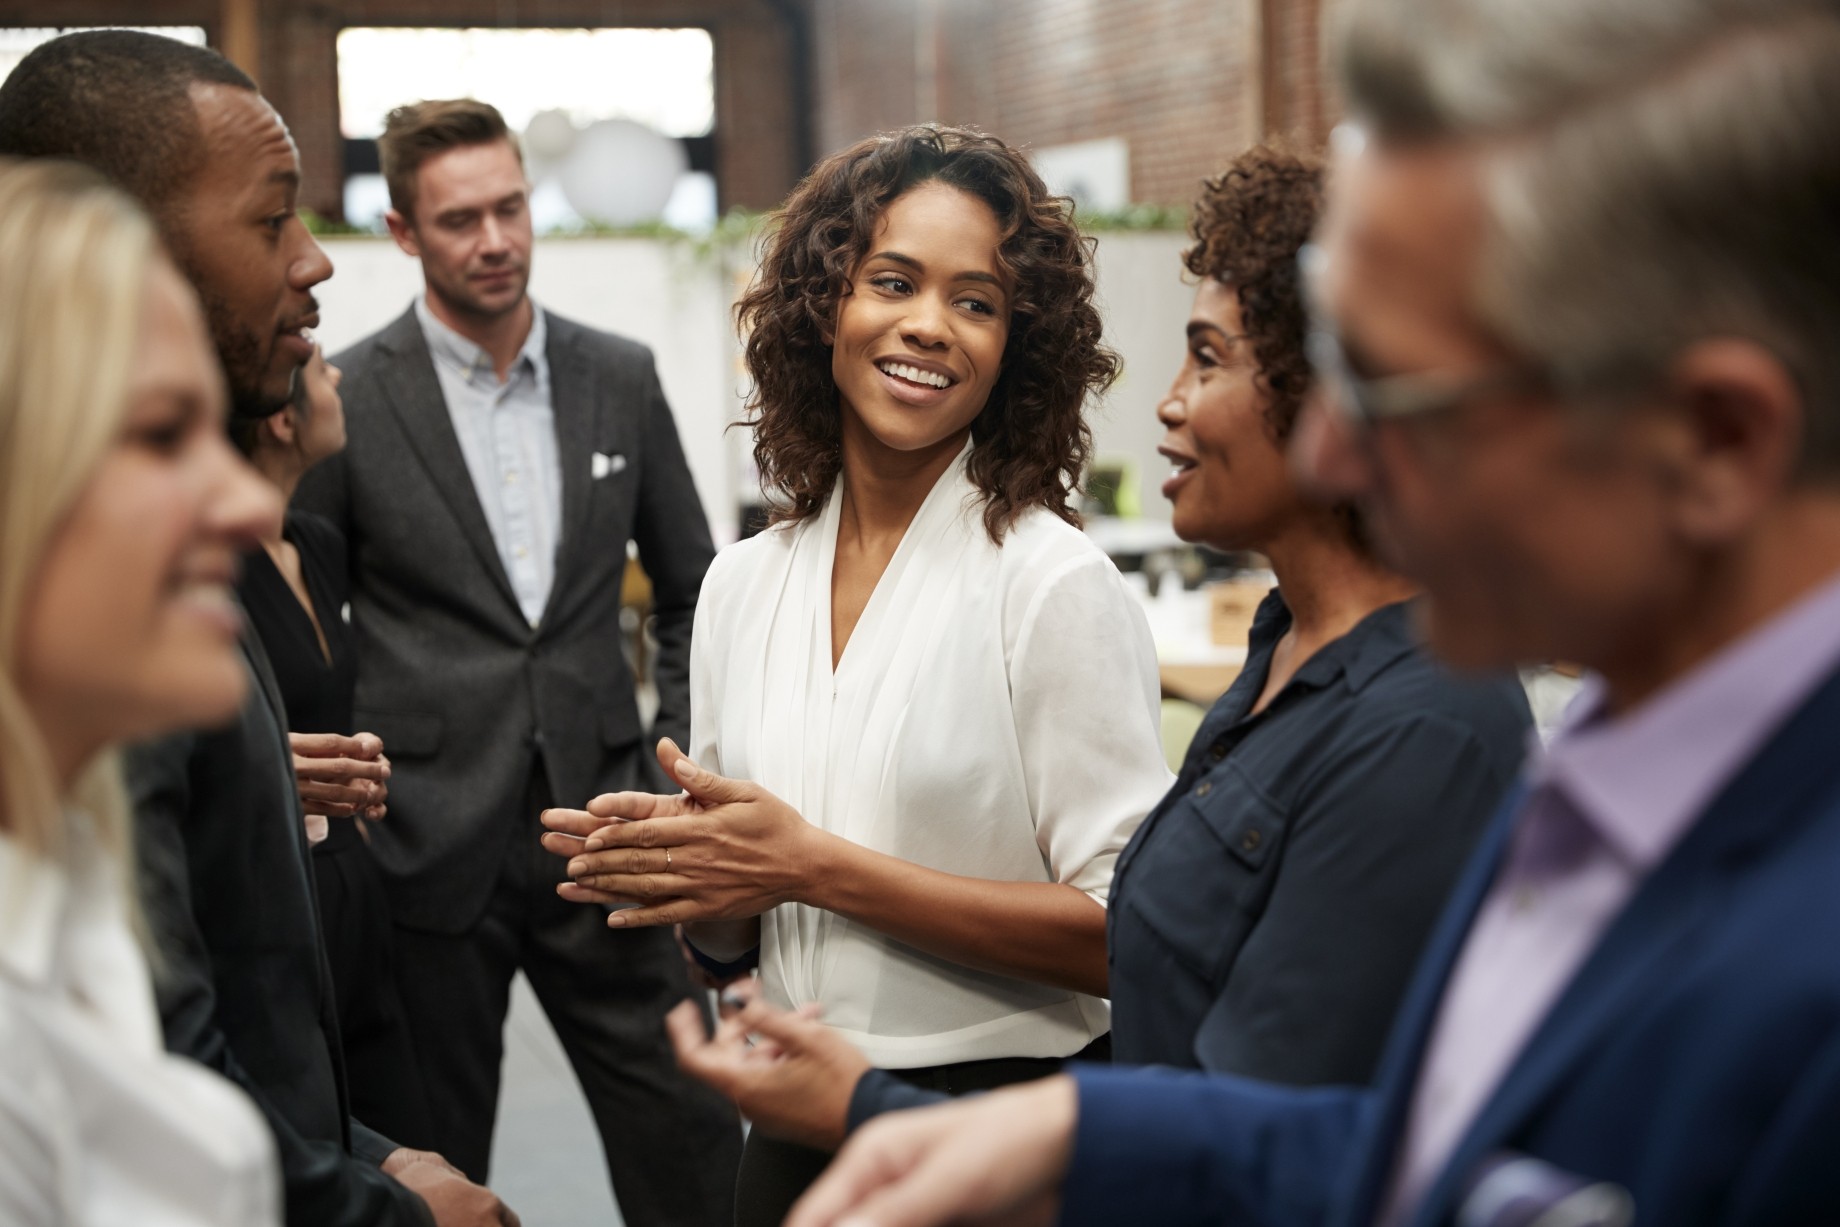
left=1335, top=0, right=1840, bottom=479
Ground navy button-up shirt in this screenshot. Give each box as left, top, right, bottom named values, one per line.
left=1107, top=591, right=1530, bottom=1086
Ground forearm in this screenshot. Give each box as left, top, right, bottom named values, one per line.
left=801, top=834, right=1109, bottom=997
left=1063, top=1066, right=1370, bottom=1227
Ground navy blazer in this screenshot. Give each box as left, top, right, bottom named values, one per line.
left=1061, top=654, right=1840, bottom=1227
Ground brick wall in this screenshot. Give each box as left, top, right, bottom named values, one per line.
left=0, top=0, right=1331, bottom=216
left=801, top=0, right=1331, bottom=208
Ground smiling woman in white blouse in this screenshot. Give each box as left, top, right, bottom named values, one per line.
left=0, top=159, right=283, bottom=1225
left=542, top=126, right=1172, bottom=1221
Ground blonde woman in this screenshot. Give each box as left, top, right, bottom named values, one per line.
left=0, top=158, right=283, bottom=1223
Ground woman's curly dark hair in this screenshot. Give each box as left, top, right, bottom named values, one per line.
left=1187, top=147, right=1368, bottom=551
left=737, top=125, right=1119, bottom=543
left=1183, top=145, right=1324, bottom=442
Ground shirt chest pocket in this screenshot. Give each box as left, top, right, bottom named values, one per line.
left=1120, top=769, right=1288, bottom=985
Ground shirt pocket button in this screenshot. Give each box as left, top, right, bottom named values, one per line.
left=1241, top=828, right=1263, bottom=853
left=1194, top=781, right=1213, bottom=798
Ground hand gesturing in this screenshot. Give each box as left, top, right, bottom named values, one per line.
left=538, top=738, right=828, bottom=928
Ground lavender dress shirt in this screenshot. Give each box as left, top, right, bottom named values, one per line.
left=1381, top=567, right=1840, bottom=1226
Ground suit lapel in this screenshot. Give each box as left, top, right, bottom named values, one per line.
left=238, top=630, right=317, bottom=872
left=541, top=318, right=597, bottom=624
left=241, top=624, right=290, bottom=737
left=1411, top=660, right=1840, bottom=1227
left=1409, top=874, right=1713, bottom=1226
left=373, top=309, right=523, bottom=619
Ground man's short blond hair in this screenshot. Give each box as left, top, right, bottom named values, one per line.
left=378, top=98, right=521, bottom=220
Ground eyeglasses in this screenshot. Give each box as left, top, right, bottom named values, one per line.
left=1297, top=244, right=1551, bottom=432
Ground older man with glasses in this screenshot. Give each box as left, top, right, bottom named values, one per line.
left=783, top=0, right=1840, bottom=1224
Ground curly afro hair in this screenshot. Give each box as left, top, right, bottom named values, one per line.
left=1184, top=146, right=1323, bottom=442
left=736, top=125, right=1119, bottom=543
left=1187, top=147, right=1370, bottom=551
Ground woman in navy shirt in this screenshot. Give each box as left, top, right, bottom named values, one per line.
left=1103, top=148, right=1529, bottom=1080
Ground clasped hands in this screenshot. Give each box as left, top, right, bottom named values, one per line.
left=292, top=731, right=390, bottom=845
left=539, top=738, right=824, bottom=928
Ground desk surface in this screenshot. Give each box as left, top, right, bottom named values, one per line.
left=1160, top=662, right=1242, bottom=708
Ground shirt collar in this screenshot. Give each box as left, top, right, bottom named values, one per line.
left=1533, top=566, right=1840, bottom=868
left=414, top=293, right=549, bottom=392
left=1248, top=590, right=1419, bottom=695
left=0, top=826, right=68, bottom=989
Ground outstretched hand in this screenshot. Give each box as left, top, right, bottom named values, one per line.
left=665, top=996, right=869, bottom=1150
left=539, top=739, right=827, bottom=928
left=785, top=1077, right=1076, bottom=1227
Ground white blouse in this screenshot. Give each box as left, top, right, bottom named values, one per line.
left=691, top=446, right=1174, bottom=1067
left=0, top=819, right=278, bottom=1226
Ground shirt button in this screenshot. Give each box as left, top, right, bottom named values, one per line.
left=515, top=545, right=529, bottom=559
left=1241, top=828, right=1263, bottom=853
left=1208, top=742, right=1227, bottom=763
left=504, top=469, right=519, bottom=485
left=1194, top=781, right=1212, bottom=798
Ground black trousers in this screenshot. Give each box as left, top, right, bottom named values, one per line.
left=734, top=1035, right=1113, bottom=1227
left=390, top=758, right=743, bottom=1227
left=312, top=817, right=435, bottom=1146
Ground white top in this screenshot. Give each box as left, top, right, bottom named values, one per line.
left=0, top=818, right=278, bottom=1226
left=691, top=446, right=1174, bottom=1067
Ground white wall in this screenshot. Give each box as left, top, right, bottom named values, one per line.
left=1087, top=231, right=1194, bottom=520
left=313, top=231, right=1195, bottom=543
left=314, top=237, right=749, bottom=543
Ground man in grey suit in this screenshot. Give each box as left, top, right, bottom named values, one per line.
left=295, top=99, right=739, bottom=1224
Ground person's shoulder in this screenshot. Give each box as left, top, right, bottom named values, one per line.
left=540, top=308, right=656, bottom=370
left=1354, top=629, right=1533, bottom=762
left=701, top=522, right=799, bottom=606
left=328, top=304, right=420, bottom=376
left=991, top=508, right=1150, bottom=660
left=995, top=506, right=1116, bottom=585
left=285, top=508, right=343, bottom=558
left=992, top=508, right=1132, bottom=621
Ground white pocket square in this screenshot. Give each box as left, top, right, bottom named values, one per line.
left=591, top=452, right=627, bottom=480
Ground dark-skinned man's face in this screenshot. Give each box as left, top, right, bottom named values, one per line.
left=164, top=82, right=332, bottom=417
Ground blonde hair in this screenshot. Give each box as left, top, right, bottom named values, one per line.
left=0, top=157, right=158, bottom=862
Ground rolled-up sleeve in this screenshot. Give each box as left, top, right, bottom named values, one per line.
left=1008, top=554, right=1173, bottom=903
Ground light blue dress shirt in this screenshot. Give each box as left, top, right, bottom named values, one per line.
left=415, top=296, right=562, bottom=627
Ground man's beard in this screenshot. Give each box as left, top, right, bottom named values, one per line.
left=198, top=284, right=287, bottom=419
left=165, top=233, right=289, bottom=419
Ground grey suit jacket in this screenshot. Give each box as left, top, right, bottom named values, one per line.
left=296, top=304, right=715, bottom=933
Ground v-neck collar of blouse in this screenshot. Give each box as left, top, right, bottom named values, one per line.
left=246, top=518, right=336, bottom=670
left=819, top=438, right=975, bottom=680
